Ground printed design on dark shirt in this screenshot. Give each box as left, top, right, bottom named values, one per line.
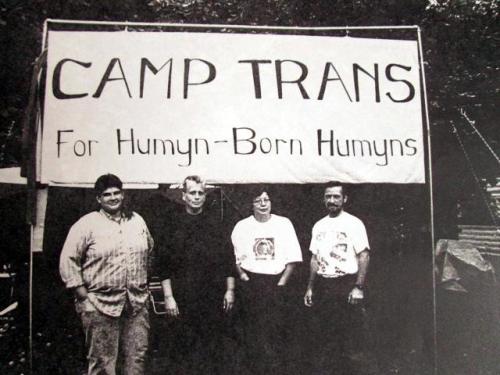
left=253, top=238, right=275, bottom=260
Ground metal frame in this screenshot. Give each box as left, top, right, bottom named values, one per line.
left=32, top=20, right=436, bottom=375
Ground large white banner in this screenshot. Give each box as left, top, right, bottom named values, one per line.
left=42, top=30, right=425, bottom=184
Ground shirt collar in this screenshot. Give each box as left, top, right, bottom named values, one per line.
left=99, top=209, right=124, bottom=223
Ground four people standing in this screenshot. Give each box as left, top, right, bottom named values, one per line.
left=60, top=176, right=373, bottom=374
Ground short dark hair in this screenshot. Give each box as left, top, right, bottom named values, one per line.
left=324, top=181, right=348, bottom=196
left=246, top=184, right=273, bottom=202
left=182, top=175, right=205, bottom=192
left=94, top=174, right=123, bottom=196
left=244, top=185, right=274, bottom=215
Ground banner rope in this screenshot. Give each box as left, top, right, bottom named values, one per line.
left=450, top=120, right=498, bottom=226
left=459, top=108, right=500, bottom=166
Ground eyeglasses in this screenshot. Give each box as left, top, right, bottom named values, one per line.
left=253, top=198, right=270, bottom=204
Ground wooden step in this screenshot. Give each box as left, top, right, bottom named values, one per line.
left=486, top=186, right=500, bottom=193
left=458, top=240, right=500, bottom=251
left=458, top=225, right=500, bottom=231
left=459, top=233, right=500, bottom=242
left=459, top=229, right=500, bottom=237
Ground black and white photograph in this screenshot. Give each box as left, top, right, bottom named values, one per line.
left=0, top=1, right=498, bottom=374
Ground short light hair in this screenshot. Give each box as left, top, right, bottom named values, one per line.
left=182, top=175, right=205, bottom=192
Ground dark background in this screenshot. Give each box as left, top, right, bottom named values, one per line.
left=0, top=1, right=499, bottom=374
left=31, top=183, right=435, bottom=375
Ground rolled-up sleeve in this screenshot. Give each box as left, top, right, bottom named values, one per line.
left=59, top=223, right=88, bottom=289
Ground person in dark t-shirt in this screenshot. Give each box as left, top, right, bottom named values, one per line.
left=157, top=175, right=235, bottom=374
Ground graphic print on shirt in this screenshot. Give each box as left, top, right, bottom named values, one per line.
left=253, top=238, right=275, bottom=260
left=317, top=231, right=349, bottom=276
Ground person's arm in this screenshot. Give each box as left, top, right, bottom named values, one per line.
left=59, top=222, right=88, bottom=300
left=223, top=276, right=236, bottom=312
left=231, top=221, right=251, bottom=282
left=355, top=249, right=369, bottom=286
left=304, top=254, right=319, bottom=307
left=348, top=249, right=370, bottom=305
left=73, top=285, right=88, bottom=301
left=277, top=262, right=296, bottom=286
left=143, top=218, right=155, bottom=277
left=156, top=221, right=180, bottom=316
left=161, top=278, right=179, bottom=317
left=219, top=222, right=237, bottom=313
left=279, top=219, right=302, bottom=287
left=236, top=264, right=250, bottom=281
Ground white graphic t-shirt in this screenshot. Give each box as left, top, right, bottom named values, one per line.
left=231, top=214, right=303, bottom=275
left=309, top=211, right=369, bottom=278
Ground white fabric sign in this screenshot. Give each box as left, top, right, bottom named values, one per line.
left=42, top=30, right=425, bottom=184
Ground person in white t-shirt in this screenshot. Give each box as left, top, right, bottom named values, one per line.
left=231, top=187, right=302, bottom=374
left=304, top=181, right=375, bottom=374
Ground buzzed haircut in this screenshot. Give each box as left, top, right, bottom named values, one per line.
left=182, top=175, right=205, bottom=192
left=94, top=174, right=123, bottom=196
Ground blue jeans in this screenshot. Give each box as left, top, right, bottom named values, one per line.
left=78, top=299, right=149, bottom=375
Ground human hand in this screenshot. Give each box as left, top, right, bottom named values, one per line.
left=348, top=286, right=364, bottom=305
left=240, top=273, right=250, bottom=282
left=223, top=290, right=235, bottom=313
left=164, top=296, right=179, bottom=317
left=74, top=286, right=88, bottom=301
left=304, top=288, right=313, bottom=307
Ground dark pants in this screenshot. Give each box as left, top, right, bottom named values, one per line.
left=78, top=300, right=149, bottom=375
left=309, top=275, right=377, bottom=375
left=240, top=271, right=287, bottom=374
left=168, top=294, right=226, bottom=375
